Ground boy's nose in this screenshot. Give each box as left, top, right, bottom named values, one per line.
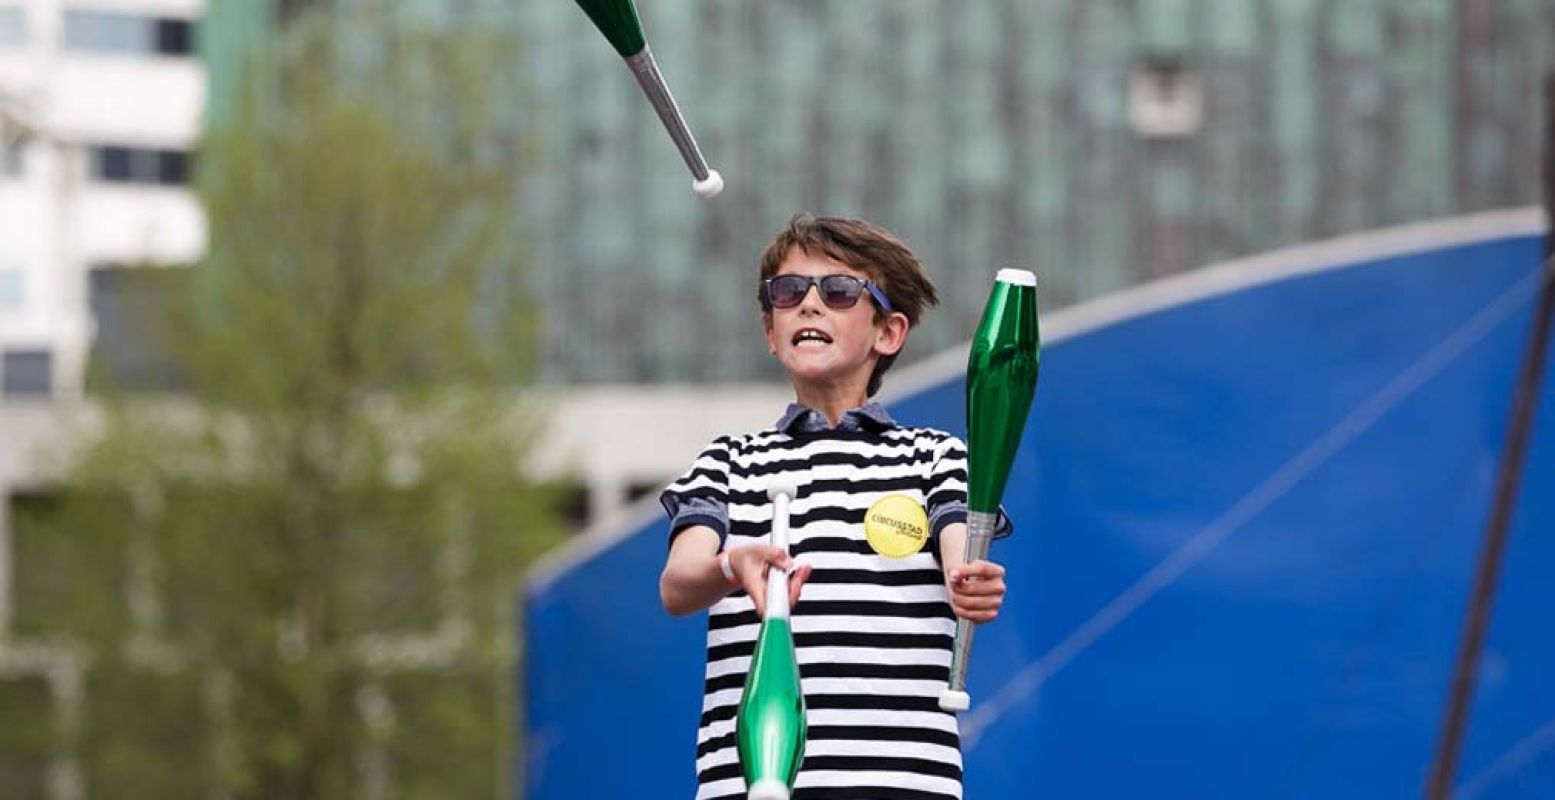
left=797, top=284, right=826, bottom=312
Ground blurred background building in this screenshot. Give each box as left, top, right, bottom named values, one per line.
left=4, top=0, right=1553, bottom=521
left=510, top=0, right=1551, bottom=382
left=2, top=1, right=204, bottom=784
left=202, top=0, right=1555, bottom=524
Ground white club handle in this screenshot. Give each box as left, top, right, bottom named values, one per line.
left=940, top=509, right=999, bottom=712
left=764, top=484, right=799, bottom=620
left=747, top=778, right=790, bottom=800
left=625, top=47, right=723, bottom=199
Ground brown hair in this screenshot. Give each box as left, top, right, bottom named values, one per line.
left=757, top=213, right=940, bottom=397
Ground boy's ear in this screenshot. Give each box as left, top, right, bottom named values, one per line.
left=874, top=312, right=910, bottom=357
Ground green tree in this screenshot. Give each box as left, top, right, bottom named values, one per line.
left=11, top=8, right=561, bottom=798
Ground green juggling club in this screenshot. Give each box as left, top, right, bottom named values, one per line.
left=572, top=0, right=724, bottom=197
left=736, top=483, right=807, bottom=799
left=939, top=269, right=1041, bottom=713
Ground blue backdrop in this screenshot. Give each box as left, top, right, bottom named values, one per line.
left=525, top=221, right=1554, bottom=799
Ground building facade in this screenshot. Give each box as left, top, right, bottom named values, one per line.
left=504, top=0, right=1554, bottom=384
left=1, top=4, right=204, bottom=795
left=0, top=0, right=206, bottom=397
left=6, top=0, right=1555, bottom=393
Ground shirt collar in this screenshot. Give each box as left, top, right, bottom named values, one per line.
left=775, top=401, right=897, bottom=434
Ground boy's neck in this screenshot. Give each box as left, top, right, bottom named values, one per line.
left=792, top=380, right=871, bottom=428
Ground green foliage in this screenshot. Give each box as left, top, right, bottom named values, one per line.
left=82, top=670, right=213, bottom=796
left=0, top=677, right=51, bottom=796
left=11, top=492, right=135, bottom=641
left=13, top=7, right=562, bottom=799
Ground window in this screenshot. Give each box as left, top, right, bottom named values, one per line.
left=158, top=149, right=190, bottom=184
left=95, top=145, right=136, bottom=181
left=0, top=268, right=22, bottom=313
left=0, top=6, right=24, bottom=47
left=2, top=349, right=52, bottom=395
left=1128, top=56, right=1204, bottom=138
left=63, top=10, right=143, bottom=53
left=63, top=10, right=196, bottom=57
left=87, top=265, right=189, bottom=392
left=154, top=18, right=193, bottom=55
left=88, top=145, right=192, bottom=186
left=1, top=136, right=23, bottom=177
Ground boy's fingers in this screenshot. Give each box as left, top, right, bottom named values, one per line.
left=951, top=594, right=1003, bottom=612
left=741, top=568, right=767, bottom=617
left=954, top=561, right=1005, bottom=580
left=732, top=545, right=807, bottom=620
left=788, top=564, right=811, bottom=608
left=949, top=559, right=1005, bottom=622
left=948, top=561, right=1006, bottom=596
left=737, top=546, right=779, bottom=575
left=952, top=589, right=1004, bottom=605
left=733, top=546, right=809, bottom=619
left=953, top=578, right=1006, bottom=597
left=747, top=546, right=789, bottom=574
left=950, top=596, right=1002, bottom=619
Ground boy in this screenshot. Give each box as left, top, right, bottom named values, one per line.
left=659, top=214, right=1009, bottom=800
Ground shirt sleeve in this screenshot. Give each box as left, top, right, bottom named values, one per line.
left=659, top=437, right=733, bottom=549
left=926, top=435, right=1014, bottom=542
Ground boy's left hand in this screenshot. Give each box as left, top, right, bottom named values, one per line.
left=946, top=560, right=1006, bottom=623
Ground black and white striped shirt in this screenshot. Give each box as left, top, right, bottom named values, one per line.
left=661, top=403, right=971, bottom=800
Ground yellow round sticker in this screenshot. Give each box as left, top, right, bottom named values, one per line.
left=864, top=495, right=930, bottom=559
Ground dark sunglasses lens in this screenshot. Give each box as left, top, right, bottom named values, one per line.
left=820, top=276, right=864, bottom=308
left=769, top=276, right=809, bottom=308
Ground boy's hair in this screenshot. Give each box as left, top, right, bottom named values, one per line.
left=757, top=213, right=940, bottom=397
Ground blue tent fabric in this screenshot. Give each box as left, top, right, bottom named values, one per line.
left=524, top=214, right=1554, bottom=799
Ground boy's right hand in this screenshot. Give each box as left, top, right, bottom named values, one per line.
left=728, top=544, right=812, bottom=619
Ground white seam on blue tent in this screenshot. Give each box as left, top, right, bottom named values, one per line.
left=885, top=207, right=1544, bottom=403
left=1455, top=715, right=1555, bottom=799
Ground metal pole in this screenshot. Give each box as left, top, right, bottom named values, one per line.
left=1425, top=72, right=1555, bottom=800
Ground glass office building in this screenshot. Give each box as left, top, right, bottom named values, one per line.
left=207, top=0, right=1555, bottom=387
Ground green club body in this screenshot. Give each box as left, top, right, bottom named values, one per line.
left=966, top=271, right=1041, bottom=513
left=737, top=485, right=805, bottom=798
left=941, top=269, right=1040, bottom=714
left=572, top=0, right=645, bottom=57
left=736, top=617, right=806, bottom=796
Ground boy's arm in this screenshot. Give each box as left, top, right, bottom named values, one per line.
left=938, top=521, right=1006, bottom=624
left=660, top=526, right=811, bottom=617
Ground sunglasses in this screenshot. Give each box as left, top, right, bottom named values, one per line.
left=763, top=274, right=895, bottom=312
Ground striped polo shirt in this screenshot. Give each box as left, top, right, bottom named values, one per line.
left=661, top=403, right=972, bottom=800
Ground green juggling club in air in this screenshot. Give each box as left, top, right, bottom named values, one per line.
left=939, top=269, right=1041, bottom=713
left=736, top=484, right=807, bottom=800
left=572, top=0, right=724, bottom=197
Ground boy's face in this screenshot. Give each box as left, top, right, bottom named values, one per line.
left=763, top=248, right=908, bottom=393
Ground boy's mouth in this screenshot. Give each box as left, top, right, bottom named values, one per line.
left=792, top=328, right=833, bottom=347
